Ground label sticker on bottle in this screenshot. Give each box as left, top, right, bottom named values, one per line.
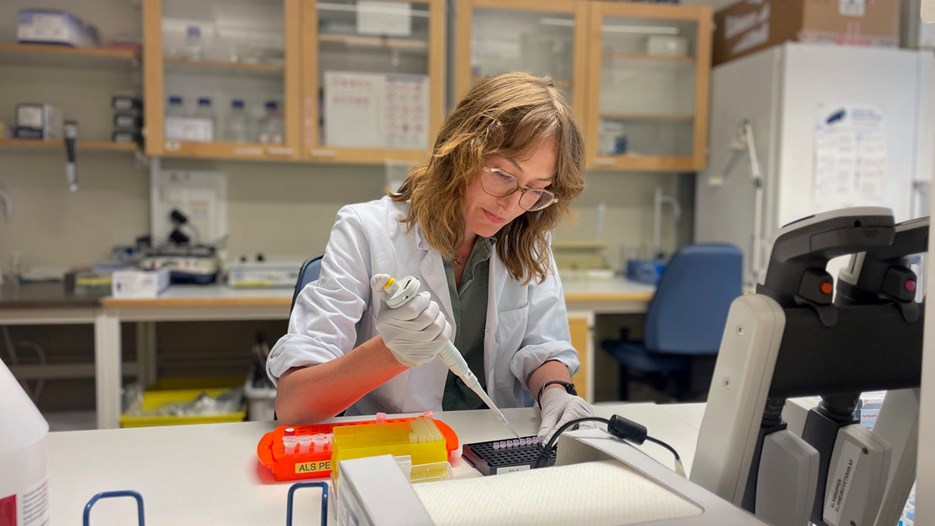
left=0, top=493, right=17, bottom=526
left=0, top=477, right=49, bottom=526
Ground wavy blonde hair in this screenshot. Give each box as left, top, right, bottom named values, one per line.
left=391, top=72, right=584, bottom=283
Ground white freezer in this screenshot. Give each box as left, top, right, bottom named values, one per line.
left=696, top=43, right=935, bottom=287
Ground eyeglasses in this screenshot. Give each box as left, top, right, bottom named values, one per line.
left=480, top=167, right=558, bottom=212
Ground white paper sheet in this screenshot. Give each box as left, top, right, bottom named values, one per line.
left=324, top=71, right=428, bottom=149
left=813, top=104, right=887, bottom=211
left=324, top=71, right=384, bottom=147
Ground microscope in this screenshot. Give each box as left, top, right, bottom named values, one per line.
left=690, top=207, right=925, bottom=526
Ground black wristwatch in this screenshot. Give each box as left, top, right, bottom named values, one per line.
left=537, top=380, right=577, bottom=406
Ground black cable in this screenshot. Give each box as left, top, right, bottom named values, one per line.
left=645, top=436, right=681, bottom=462
left=534, top=414, right=683, bottom=469
left=535, top=416, right=609, bottom=468
left=544, top=416, right=610, bottom=452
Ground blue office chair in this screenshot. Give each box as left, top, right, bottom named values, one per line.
left=291, top=254, right=324, bottom=313
left=602, top=244, right=742, bottom=401
left=263, top=255, right=323, bottom=421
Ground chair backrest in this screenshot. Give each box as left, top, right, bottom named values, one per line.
left=290, top=254, right=324, bottom=313
left=644, top=244, right=743, bottom=355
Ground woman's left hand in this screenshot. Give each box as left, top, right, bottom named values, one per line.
left=537, top=388, right=598, bottom=443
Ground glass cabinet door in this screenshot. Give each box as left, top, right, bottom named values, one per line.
left=303, top=0, right=445, bottom=164
left=585, top=3, right=711, bottom=171
left=144, top=0, right=301, bottom=160
left=454, top=0, right=588, bottom=126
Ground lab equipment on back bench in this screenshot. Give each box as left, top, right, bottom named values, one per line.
left=377, top=275, right=521, bottom=439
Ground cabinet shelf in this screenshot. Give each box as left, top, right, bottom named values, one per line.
left=0, top=137, right=138, bottom=152
left=0, top=42, right=139, bottom=69
left=160, top=140, right=297, bottom=161
left=601, top=51, right=694, bottom=63
left=164, top=57, right=284, bottom=77
left=600, top=113, right=694, bottom=122
left=318, top=33, right=427, bottom=52
left=590, top=154, right=697, bottom=172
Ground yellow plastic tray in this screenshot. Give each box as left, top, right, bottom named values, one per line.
left=331, top=418, right=447, bottom=477
left=120, top=377, right=246, bottom=427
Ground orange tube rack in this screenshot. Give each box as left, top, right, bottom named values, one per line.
left=256, top=415, right=459, bottom=482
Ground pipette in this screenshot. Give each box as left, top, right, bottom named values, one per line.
left=380, top=275, right=521, bottom=439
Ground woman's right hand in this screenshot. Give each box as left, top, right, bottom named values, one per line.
left=371, top=278, right=452, bottom=367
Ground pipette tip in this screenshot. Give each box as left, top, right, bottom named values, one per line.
left=496, top=412, right=521, bottom=439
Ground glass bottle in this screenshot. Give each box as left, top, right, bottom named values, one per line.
left=185, top=25, right=203, bottom=61
left=257, top=100, right=284, bottom=144
left=164, top=95, right=187, bottom=140
left=225, top=99, right=250, bottom=142
left=192, top=97, right=215, bottom=142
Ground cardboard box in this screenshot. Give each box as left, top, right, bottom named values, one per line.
left=713, top=0, right=899, bottom=66
left=17, top=9, right=100, bottom=48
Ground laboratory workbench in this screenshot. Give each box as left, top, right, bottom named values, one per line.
left=48, top=402, right=703, bottom=525
left=1, top=277, right=654, bottom=429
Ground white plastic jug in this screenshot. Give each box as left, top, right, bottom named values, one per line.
left=0, top=359, right=49, bottom=526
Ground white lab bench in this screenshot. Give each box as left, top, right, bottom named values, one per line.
left=49, top=402, right=703, bottom=525
left=98, top=277, right=654, bottom=429
left=0, top=277, right=654, bottom=429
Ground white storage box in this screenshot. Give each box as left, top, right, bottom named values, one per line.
left=17, top=9, right=100, bottom=48
left=111, top=268, right=170, bottom=298
left=15, top=103, right=64, bottom=140
left=244, top=373, right=276, bottom=421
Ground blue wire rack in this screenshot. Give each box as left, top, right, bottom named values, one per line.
left=82, top=481, right=329, bottom=525
left=83, top=490, right=145, bottom=526
left=286, top=481, right=329, bottom=526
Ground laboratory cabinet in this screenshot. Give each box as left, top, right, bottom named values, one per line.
left=453, top=0, right=590, bottom=131
left=0, top=43, right=141, bottom=153
left=455, top=0, right=711, bottom=172
left=143, top=0, right=303, bottom=161
left=584, top=2, right=711, bottom=172
left=142, top=0, right=445, bottom=165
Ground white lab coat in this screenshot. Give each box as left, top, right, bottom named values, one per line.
left=267, top=196, right=579, bottom=415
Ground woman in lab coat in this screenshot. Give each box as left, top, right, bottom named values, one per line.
left=268, top=72, right=593, bottom=441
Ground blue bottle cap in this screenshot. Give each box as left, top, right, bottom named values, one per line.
left=197, top=97, right=212, bottom=106
left=231, top=99, right=245, bottom=109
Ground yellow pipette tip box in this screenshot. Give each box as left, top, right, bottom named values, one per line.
left=332, top=417, right=447, bottom=478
